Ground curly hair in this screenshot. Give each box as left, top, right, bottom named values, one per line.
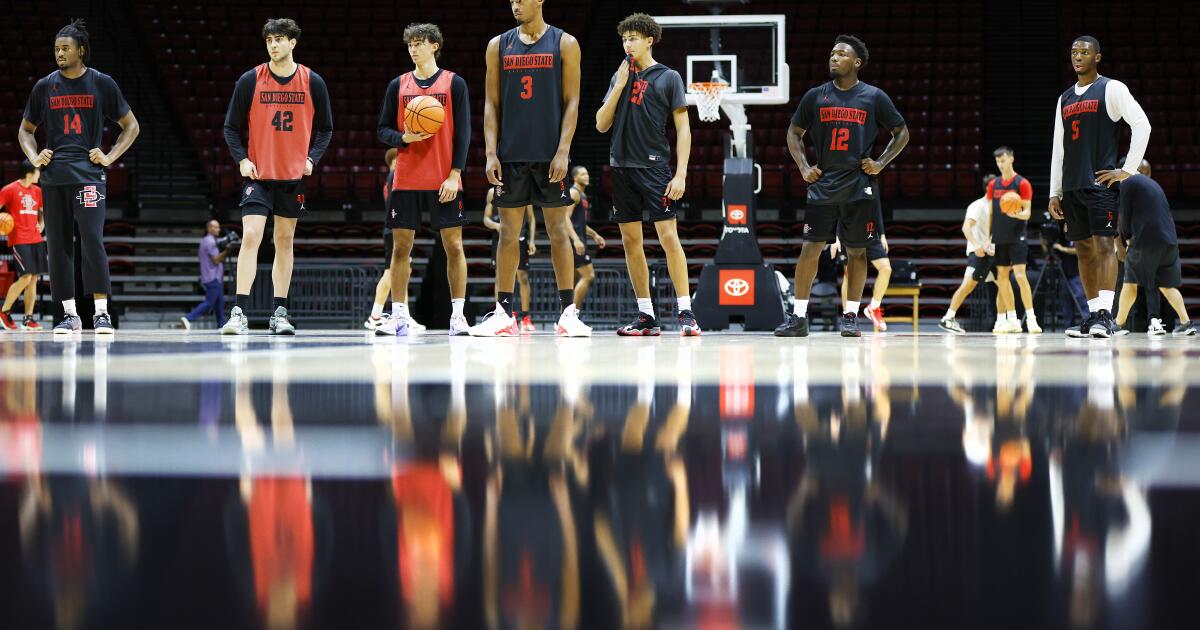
left=262, top=18, right=301, bottom=41
left=834, top=34, right=868, bottom=67
left=56, top=19, right=90, bottom=63
left=617, top=13, right=662, bottom=45
left=403, top=23, right=444, bottom=59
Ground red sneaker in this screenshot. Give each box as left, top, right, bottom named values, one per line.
left=21, top=316, right=42, bottom=331
left=0, top=311, right=16, bottom=330
left=520, top=314, right=535, bottom=333
left=864, top=304, right=887, bottom=331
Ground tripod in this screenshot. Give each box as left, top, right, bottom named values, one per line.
left=1031, top=254, right=1082, bottom=332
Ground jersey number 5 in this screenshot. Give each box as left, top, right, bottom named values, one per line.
left=829, top=128, right=850, bottom=151
left=62, top=113, right=82, bottom=135
left=520, top=76, right=533, bottom=100
left=1071, top=119, right=1080, bottom=141
left=272, top=111, right=294, bottom=132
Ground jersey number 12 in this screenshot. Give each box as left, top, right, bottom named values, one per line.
left=829, top=128, right=850, bottom=151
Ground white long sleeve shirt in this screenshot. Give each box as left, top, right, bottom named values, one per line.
left=1049, top=77, right=1151, bottom=199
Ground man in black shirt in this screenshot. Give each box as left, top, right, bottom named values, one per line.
left=18, top=20, right=140, bottom=334
left=776, top=35, right=909, bottom=338
left=1113, top=173, right=1194, bottom=335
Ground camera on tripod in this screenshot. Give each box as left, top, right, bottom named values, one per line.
left=216, top=230, right=241, bottom=252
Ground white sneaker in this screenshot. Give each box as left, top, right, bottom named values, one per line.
left=222, top=306, right=249, bottom=335
left=449, top=313, right=470, bottom=336
left=1025, top=314, right=1042, bottom=334
left=364, top=313, right=387, bottom=331
left=993, top=319, right=1011, bottom=334
left=1148, top=318, right=1167, bottom=336
left=180, top=316, right=191, bottom=331
left=468, top=305, right=519, bottom=337
left=406, top=316, right=427, bottom=334
left=375, top=313, right=409, bottom=336
left=556, top=304, right=592, bottom=337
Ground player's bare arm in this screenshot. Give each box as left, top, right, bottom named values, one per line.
left=483, top=188, right=500, bottom=230
left=550, top=33, right=581, bottom=183
left=483, top=35, right=502, bottom=186
left=665, top=107, right=689, bottom=201
left=526, top=205, right=538, bottom=256
left=595, top=57, right=632, bottom=133
left=89, top=110, right=139, bottom=167
left=786, top=125, right=821, bottom=183
left=18, top=119, right=53, bottom=167
left=862, top=124, right=909, bottom=176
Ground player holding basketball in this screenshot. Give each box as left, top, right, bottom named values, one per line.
left=566, top=166, right=605, bottom=311
left=376, top=23, right=472, bottom=337
left=222, top=18, right=333, bottom=335
left=484, top=188, right=537, bottom=331
left=1049, top=36, right=1150, bottom=338
left=988, top=146, right=1040, bottom=334
left=776, top=35, right=909, bottom=338
left=0, top=160, right=46, bottom=330
left=596, top=13, right=699, bottom=336
left=18, top=20, right=139, bottom=334
left=472, top=0, right=589, bottom=337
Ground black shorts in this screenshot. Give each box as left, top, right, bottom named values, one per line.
left=1124, top=243, right=1181, bottom=289
left=993, top=240, right=1029, bottom=267
left=574, top=246, right=593, bottom=269
left=865, top=236, right=887, bottom=262
left=804, top=200, right=877, bottom=248
left=240, top=179, right=307, bottom=219
left=612, top=165, right=675, bottom=223
left=382, top=229, right=393, bottom=266
left=491, top=233, right=530, bottom=271
left=11, top=242, right=48, bottom=276
left=387, top=190, right=466, bottom=231
left=1062, top=188, right=1119, bottom=241
left=494, top=163, right=571, bottom=208
left=967, top=253, right=993, bottom=282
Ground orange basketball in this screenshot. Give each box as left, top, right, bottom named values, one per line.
left=1000, top=191, right=1023, bottom=215
left=0, top=212, right=12, bottom=236
left=404, top=95, right=445, bottom=135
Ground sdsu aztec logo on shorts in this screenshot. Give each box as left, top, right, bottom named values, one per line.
left=245, top=186, right=254, bottom=197
left=76, top=185, right=105, bottom=208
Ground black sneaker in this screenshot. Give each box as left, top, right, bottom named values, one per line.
left=1089, top=310, right=1116, bottom=339
left=617, top=313, right=661, bottom=336
left=839, top=313, right=862, bottom=338
left=93, top=313, right=115, bottom=335
left=938, top=316, right=965, bottom=334
left=53, top=314, right=82, bottom=334
left=1173, top=321, right=1197, bottom=336
left=1067, top=312, right=1096, bottom=338
left=774, top=313, right=809, bottom=337
left=678, top=309, right=701, bottom=337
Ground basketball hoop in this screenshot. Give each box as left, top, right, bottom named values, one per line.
left=689, top=80, right=731, bottom=122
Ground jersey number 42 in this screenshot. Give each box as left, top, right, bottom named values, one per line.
left=272, top=111, right=294, bottom=132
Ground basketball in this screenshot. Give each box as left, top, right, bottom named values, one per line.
left=0, top=212, right=12, bottom=236
left=1000, top=191, right=1023, bottom=215
left=404, top=95, right=444, bottom=135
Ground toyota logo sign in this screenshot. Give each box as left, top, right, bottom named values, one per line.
left=724, top=278, right=751, bottom=297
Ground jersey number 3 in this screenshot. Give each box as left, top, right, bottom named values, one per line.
left=62, top=113, right=82, bottom=135
left=272, top=111, right=294, bottom=132
left=829, top=128, right=850, bottom=151
left=1070, top=119, right=1080, bottom=141
left=520, top=76, right=533, bottom=100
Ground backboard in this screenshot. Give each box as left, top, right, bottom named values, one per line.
left=650, top=14, right=789, bottom=107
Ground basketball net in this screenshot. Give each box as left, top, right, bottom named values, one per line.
left=688, top=80, right=731, bottom=123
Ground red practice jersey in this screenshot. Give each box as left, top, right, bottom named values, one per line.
left=0, top=181, right=43, bottom=246
left=248, top=64, right=316, bottom=181
left=392, top=70, right=457, bottom=191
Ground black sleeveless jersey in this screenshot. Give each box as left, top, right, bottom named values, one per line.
left=1059, top=77, right=1119, bottom=192
left=571, top=187, right=589, bottom=236
left=499, top=25, right=564, bottom=163
left=990, top=174, right=1028, bottom=244
left=22, top=68, right=131, bottom=186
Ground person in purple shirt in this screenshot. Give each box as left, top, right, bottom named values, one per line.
left=180, top=220, right=232, bottom=329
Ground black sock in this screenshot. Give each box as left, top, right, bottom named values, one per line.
left=235, top=294, right=250, bottom=309
left=272, top=297, right=289, bottom=310
left=498, top=292, right=514, bottom=317
left=558, top=289, right=574, bottom=312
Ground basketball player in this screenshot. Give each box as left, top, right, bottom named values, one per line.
left=831, top=198, right=891, bottom=331
left=596, top=13, right=699, bottom=336
left=1049, top=36, right=1150, bottom=338
left=940, top=175, right=999, bottom=334
left=1112, top=174, right=1194, bottom=335
left=566, top=165, right=605, bottom=310
left=0, top=160, right=46, bottom=330
left=376, top=23, right=471, bottom=337
left=18, top=20, right=140, bottom=334
left=364, top=149, right=428, bottom=333
left=776, top=35, right=909, bottom=338
left=471, top=0, right=590, bottom=337
left=988, top=146, right=1041, bottom=333
left=483, top=188, right=537, bottom=331
left=221, top=18, right=334, bottom=335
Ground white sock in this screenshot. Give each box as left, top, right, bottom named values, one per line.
left=844, top=300, right=860, bottom=315
left=94, top=298, right=108, bottom=315
left=794, top=300, right=808, bottom=318
left=63, top=299, right=78, bottom=316
left=371, top=303, right=383, bottom=318
left=677, top=296, right=692, bottom=311
left=945, top=308, right=956, bottom=319
left=1087, top=297, right=1102, bottom=313
left=869, top=298, right=881, bottom=310
left=1098, top=290, right=1114, bottom=312
left=393, top=302, right=409, bottom=319
left=637, top=297, right=654, bottom=317
left=451, top=298, right=465, bottom=318
left=1026, top=309, right=1036, bottom=319
left=1006, top=311, right=1017, bottom=322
